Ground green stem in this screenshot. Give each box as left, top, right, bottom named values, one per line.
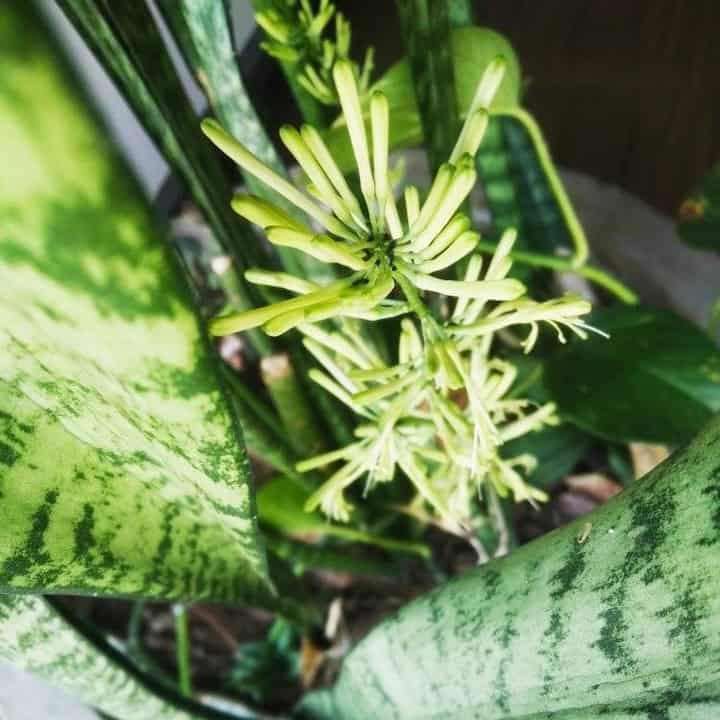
left=393, top=270, right=437, bottom=325
left=173, top=604, right=193, bottom=699
left=475, top=241, right=638, bottom=304
left=395, top=0, right=460, bottom=175
left=497, top=108, right=590, bottom=268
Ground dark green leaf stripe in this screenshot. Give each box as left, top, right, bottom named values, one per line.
left=447, top=0, right=474, bottom=27
left=395, top=0, right=460, bottom=175
left=500, top=113, right=574, bottom=255
left=301, top=415, right=720, bottom=718
left=0, top=3, right=270, bottom=603
left=475, top=116, right=526, bottom=240
left=54, top=0, right=269, bottom=327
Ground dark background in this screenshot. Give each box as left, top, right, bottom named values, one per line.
left=337, top=0, right=720, bottom=217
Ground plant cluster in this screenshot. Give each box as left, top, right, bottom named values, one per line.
left=2, top=1, right=719, bottom=719
left=202, top=59, right=601, bottom=531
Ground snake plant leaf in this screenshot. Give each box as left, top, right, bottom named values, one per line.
left=300, top=414, right=720, bottom=719
left=677, top=161, right=720, bottom=252
left=54, top=0, right=268, bottom=301
left=0, top=595, right=235, bottom=720
left=0, top=2, right=272, bottom=604
left=157, top=0, right=320, bottom=280
left=545, top=306, right=720, bottom=445
left=395, top=0, right=461, bottom=174
left=324, top=26, right=522, bottom=172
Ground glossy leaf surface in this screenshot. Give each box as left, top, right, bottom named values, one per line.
left=545, top=307, right=720, bottom=444
left=301, top=415, right=720, bottom=718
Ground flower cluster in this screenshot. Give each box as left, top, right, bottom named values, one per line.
left=202, top=59, right=515, bottom=338
left=295, top=234, right=598, bottom=526
left=255, top=0, right=373, bottom=107
left=201, top=57, right=602, bottom=528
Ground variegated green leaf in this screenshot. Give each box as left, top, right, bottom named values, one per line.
left=0, top=2, right=271, bottom=604
left=54, top=0, right=269, bottom=333
left=0, top=595, right=218, bottom=720
left=301, top=415, right=720, bottom=718
left=157, top=0, right=321, bottom=280
left=395, top=0, right=460, bottom=174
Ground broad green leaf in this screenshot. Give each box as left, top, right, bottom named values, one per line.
left=544, top=307, right=720, bottom=444
left=324, top=26, right=522, bottom=171
left=0, top=595, right=225, bottom=720
left=677, top=161, right=720, bottom=252
left=0, top=2, right=271, bottom=603
left=258, top=477, right=430, bottom=558
left=54, top=0, right=268, bottom=330
left=300, top=414, right=720, bottom=719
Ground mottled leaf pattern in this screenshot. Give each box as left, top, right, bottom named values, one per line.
left=54, top=0, right=267, bottom=307
left=301, top=415, right=720, bottom=719
left=0, top=2, right=271, bottom=604
left=0, top=595, right=210, bottom=720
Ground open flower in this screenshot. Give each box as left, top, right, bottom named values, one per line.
left=201, top=57, right=520, bottom=338
left=295, top=313, right=561, bottom=526
left=200, top=53, right=603, bottom=531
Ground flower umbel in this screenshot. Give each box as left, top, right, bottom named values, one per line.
left=202, top=58, right=518, bottom=338
left=201, top=55, right=602, bottom=531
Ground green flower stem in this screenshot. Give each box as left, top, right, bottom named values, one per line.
left=395, top=0, right=460, bottom=175
left=392, top=270, right=437, bottom=325
left=497, top=108, right=590, bottom=267
left=261, top=352, right=327, bottom=457
left=126, top=602, right=177, bottom=691
left=475, top=241, right=639, bottom=305
left=173, top=604, right=193, bottom=699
